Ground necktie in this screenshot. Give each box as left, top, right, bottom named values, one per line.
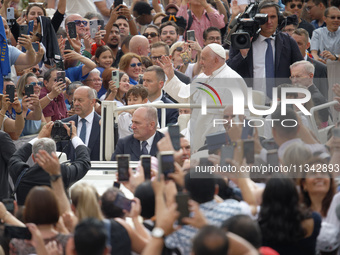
left=265, top=38, right=275, bottom=99
left=141, top=141, right=148, bottom=155
left=79, top=118, right=87, bottom=143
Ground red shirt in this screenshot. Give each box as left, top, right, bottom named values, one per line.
left=39, top=87, right=67, bottom=121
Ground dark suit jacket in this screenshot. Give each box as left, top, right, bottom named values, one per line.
left=227, top=32, right=303, bottom=87
left=8, top=142, right=91, bottom=205
left=0, top=131, right=16, bottom=200
left=307, top=56, right=328, bottom=100
left=308, top=84, right=329, bottom=123
left=157, top=95, right=179, bottom=127
left=59, top=112, right=101, bottom=161
left=111, top=131, right=165, bottom=161
left=174, top=70, right=191, bottom=84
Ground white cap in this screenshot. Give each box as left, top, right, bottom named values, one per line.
left=206, top=43, right=226, bottom=60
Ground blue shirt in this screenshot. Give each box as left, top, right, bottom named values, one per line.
left=65, top=65, right=89, bottom=83
left=311, top=20, right=326, bottom=29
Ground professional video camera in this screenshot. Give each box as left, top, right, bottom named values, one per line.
left=227, top=2, right=268, bottom=50
left=51, top=120, right=72, bottom=142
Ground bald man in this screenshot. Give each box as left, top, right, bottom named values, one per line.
left=129, top=35, right=150, bottom=57
left=159, top=44, right=248, bottom=150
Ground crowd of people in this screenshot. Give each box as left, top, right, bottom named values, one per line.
left=0, top=0, right=340, bottom=254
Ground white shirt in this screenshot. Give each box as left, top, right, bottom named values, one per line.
left=77, top=110, right=95, bottom=146
left=140, top=132, right=156, bottom=154
left=252, top=35, right=275, bottom=95
left=147, top=93, right=162, bottom=103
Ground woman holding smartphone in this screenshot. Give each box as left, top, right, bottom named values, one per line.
left=102, top=67, right=131, bottom=106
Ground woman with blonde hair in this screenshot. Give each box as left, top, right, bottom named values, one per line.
left=70, top=183, right=147, bottom=255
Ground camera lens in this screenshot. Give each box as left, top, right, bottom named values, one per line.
left=236, top=35, right=248, bottom=46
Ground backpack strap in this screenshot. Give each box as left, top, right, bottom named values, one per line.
left=10, top=167, right=29, bottom=200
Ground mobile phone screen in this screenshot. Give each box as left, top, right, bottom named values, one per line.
left=6, top=85, right=15, bottom=103
left=168, top=125, right=181, bottom=151
left=160, top=154, right=174, bottom=180
left=5, top=225, right=32, bottom=240
left=117, top=155, right=130, bottom=181
left=176, top=193, right=190, bottom=225
left=267, top=150, right=279, bottom=167
left=220, top=145, right=234, bottom=167
left=243, top=140, right=254, bottom=164
left=113, top=193, right=132, bottom=212
left=141, top=156, right=151, bottom=180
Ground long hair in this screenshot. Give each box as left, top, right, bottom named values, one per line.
left=259, top=178, right=310, bottom=243
left=71, top=183, right=104, bottom=221
left=299, top=157, right=336, bottom=217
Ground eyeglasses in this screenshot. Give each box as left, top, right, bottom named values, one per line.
left=150, top=55, right=168, bottom=61
left=207, top=36, right=221, bottom=41
left=161, top=31, right=176, bottom=35
left=289, top=3, right=303, bottom=9
left=130, top=62, right=142, bottom=67
left=143, top=32, right=158, bottom=38
left=85, top=78, right=103, bottom=82
left=306, top=5, right=315, bottom=11
left=74, top=20, right=88, bottom=26
left=32, top=68, right=42, bottom=74
left=327, top=16, right=340, bottom=20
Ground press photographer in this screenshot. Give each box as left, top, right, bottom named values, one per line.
left=8, top=121, right=91, bottom=205
left=227, top=0, right=303, bottom=97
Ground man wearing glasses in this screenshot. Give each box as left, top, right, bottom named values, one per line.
left=203, top=27, right=222, bottom=46
left=150, top=42, right=191, bottom=85
left=310, top=7, right=340, bottom=64
left=283, top=0, right=315, bottom=37
left=65, top=14, right=89, bottom=39
left=305, top=0, right=327, bottom=29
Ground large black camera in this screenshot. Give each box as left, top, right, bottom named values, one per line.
left=228, top=3, right=268, bottom=50
left=51, top=120, right=71, bottom=142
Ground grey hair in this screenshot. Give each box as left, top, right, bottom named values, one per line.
left=66, top=81, right=83, bottom=95
left=141, top=105, right=158, bottom=129
left=290, top=60, right=315, bottom=75
left=89, top=68, right=101, bottom=76
left=84, top=12, right=104, bottom=21
left=32, top=138, right=56, bottom=158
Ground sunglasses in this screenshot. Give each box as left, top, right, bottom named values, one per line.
left=165, top=12, right=177, bottom=15
left=175, top=46, right=183, bottom=52
left=130, top=62, right=142, bottom=67
left=32, top=68, right=42, bottom=74
left=327, top=16, right=340, bottom=20
left=29, top=82, right=43, bottom=87
left=143, top=32, right=158, bottom=38
left=74, top=20, right=88, bottom=26
left=289, top=3, right=303, bottom=9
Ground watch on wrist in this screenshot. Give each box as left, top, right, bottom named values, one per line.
left=50, top=174, right=62, bottom=182
left=334, top=54, right=339, bottom=61
left=151, top=227, right=165, bottom=239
